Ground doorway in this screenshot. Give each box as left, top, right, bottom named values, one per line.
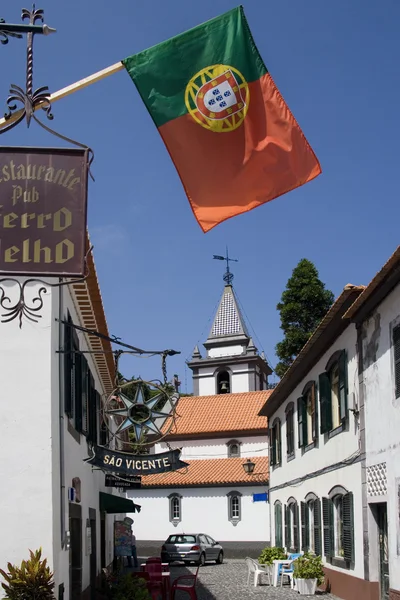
left=376, top=503, right=389, bottom=600
left=69, top=503, right=82, bottom=600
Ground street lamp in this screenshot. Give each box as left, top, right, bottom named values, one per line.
left=242, top=458, right=256, bottom=475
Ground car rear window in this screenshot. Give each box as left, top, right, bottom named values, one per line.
left=167, top=535, right=196, bottom=543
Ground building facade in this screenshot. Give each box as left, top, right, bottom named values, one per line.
left=127, top=280, right=271, bottom=558
left=0, top=247, right=136, bottom=599
left=259, top=285, right=380, bottom=600
left=345, top=247, right=400, bottom=600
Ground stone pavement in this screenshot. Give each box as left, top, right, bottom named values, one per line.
left=169, top=559, right=341, bottom=600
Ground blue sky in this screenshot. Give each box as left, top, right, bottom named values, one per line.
left=1, top=0, right=399, bottom=391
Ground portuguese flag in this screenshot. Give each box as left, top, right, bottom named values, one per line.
left=123, top=6, right=321, bottom=232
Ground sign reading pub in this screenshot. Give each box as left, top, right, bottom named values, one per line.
left=0, top=147, right=88, bottom=276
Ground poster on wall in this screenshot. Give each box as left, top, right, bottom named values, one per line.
left=0, top=147, right=89, bottom=276
left=114, top=520, right=132, bottom=557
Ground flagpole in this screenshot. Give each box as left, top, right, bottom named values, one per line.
left=0, top=61, right=124, bottom=130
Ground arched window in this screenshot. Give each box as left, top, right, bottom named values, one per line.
left=274, top=501, right=283, bottom=547
left=322, top=486, right=354, bottom=563
left=227, top=439, right=241, bottom=458
left=217, top=370, right=231, bottom=394
left=285, top=498, right=299, bottom=552
left=285, top=403, right=295, bottom=457
left=227, top=491, right=242, bottom=525
left=301, top=493, right=322, bottom=556
left=319, top=350, right=348, bottom=434
left=270, top=418, right=281, bottom=466
left=168, top=493, right=182, bottom=525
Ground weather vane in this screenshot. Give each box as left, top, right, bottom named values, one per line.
left=213, top=247, right=238, bottom=285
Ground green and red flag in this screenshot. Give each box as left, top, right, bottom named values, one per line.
left=123, top=6, right=321, bottom=232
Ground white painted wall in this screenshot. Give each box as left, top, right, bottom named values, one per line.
left=268, top=323, right=364, bottom=579
left=0, top=280, right=118, bottom=599
left=208, top=345, right=245, bottom=358
left=231, top=372, right=249, bottom=393
left=361, top=282, right=400, bottom=591
left=198, top=370, right=216, bottom=396
left=156, top=436, right=268, bottom=460
left=127, top=486, right=270, bottom=543
left=0, top=280, right=54, bottom=599
left=197, top=362, right=250, bottom=395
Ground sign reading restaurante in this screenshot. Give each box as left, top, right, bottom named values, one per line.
left=0, top=147, right=89, bottom=276
left=87, top=446, right=189, bottom=476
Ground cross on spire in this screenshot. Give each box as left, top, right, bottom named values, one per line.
left=213, top=247, right=238, bottom=286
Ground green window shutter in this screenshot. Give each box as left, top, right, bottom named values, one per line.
left=293, top=503, right=299, bottom=552
left=275, top=503, right=283, bottom=547
left=301, top=501, right=309, bottom=551
left=314, top=499, right=322, bottom=556
left=277, top=421, right=282, bottom=464
left=81, top=356, right=89, bottom=435
left=270, top=427, right=276, bottom=466
left=339, top=350, right=348, bottom=421
left=286, top=410, right=292, bottom=455
left=322, top=497, right=333, bottom=557
left=284, top=505, right=290, bottom=550
left=64, top=321, right=73, bottom=417
left=393, top=326, right=400, bottom=398
left=343, top=492, right=354, bottom=563
left=74, top=352, right=83, bottom=432
left=88, top=373, right=97, bottom=444
left=319, top=372, right=332, bottom=433
left=297, top=397, right=307, bottom=447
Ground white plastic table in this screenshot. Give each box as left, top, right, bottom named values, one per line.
left=272, top=559, right=293, bottom=587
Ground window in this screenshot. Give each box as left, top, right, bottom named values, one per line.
left=394, top=325, right=400, bottom=398
left=322, top=489, right=354, bottom=565
left=301, top=495, right=322, bottom=555
left=285, top=499, right=299, bottom=552
left=227, top=491, right=242, bottom=525
left=270, top=418, right=282, bottom=466
left=285, top=403, right=295, bottom=457
left=319, top=350, right=348, bottom=434
left=298, top=382, right=318, bottom=448
left=227, top=439, right=241, bottom=458
left=217, top=370, right=230, bottom=394
left=274, top=501, right=283, bottom=547
left=168, top=494, right=182, bottom=525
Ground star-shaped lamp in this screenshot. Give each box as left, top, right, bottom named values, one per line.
left=105, top=383, right=176, bottom=442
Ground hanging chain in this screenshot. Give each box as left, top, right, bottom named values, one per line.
left=161, top=351, right=168, bottom=386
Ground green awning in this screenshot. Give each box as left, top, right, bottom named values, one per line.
left=100, top=492, right=141, bottom=514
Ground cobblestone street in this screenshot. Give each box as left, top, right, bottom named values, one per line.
left=169, top=560, right=341, bottom=600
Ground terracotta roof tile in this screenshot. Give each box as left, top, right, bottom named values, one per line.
left=141, top=456, right=269, bottom=487
left=167, top=391, right=271, bottom=437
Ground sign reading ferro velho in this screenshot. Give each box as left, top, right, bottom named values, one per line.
left=86, top=445, right=189, bottom=475
left=105, top=474, right=142, bottom=489
left=0, top=147, right=89, bottom=276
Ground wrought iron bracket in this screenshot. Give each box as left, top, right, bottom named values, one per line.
left=0, top=247, right=92, bottom=328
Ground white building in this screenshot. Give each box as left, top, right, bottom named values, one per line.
left=0, top=244, right=138, bottom=600
left=259, top=284, right=374, bottom=600
left=344, top=246, right=400, bottom=600
left=127, top=281, right=272, bottom=558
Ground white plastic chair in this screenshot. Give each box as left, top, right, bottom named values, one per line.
left=245, top=557, right=271, bottom=587
left=279, top=560, right=294, bottom=589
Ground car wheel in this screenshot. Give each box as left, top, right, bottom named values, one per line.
left=215, top=551, right=223, bottom=564
left=197, top=553, right=206, bottom=567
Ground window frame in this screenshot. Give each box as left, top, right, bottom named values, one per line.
left=270, top=418, right=282, bottom=467
left=285, top=403, right=295, bottom=457
left=319, top=350, right=348, bottom=435
left=274, top=501, right=283, bottom=547
left=227, top=439, right=241, bottom=458
left=285, top=498, right=299, bottom=552
left=322, top=487, right=354, bottom=567
left=227, top=490, right=242, bottom=526
left=168, top=493, right=182, bottom=525
left=393, top=324, right=400, bottom=399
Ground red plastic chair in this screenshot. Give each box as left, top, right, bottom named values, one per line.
left=170, top=565, right=200, bottom=600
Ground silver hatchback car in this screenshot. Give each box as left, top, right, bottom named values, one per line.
left=161, top=533, right=224, bottom=566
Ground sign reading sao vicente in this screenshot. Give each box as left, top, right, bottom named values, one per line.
left=0, top=147, right=88, bottom=276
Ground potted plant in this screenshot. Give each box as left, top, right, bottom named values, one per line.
left=0, top=548, right=55, bottom=599
left=293, top=554, right=325, bottom=595
left=258, top=546, right=287, bottom=580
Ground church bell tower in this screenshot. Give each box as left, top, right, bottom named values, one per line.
left=188, top=253, right=272, bottom=396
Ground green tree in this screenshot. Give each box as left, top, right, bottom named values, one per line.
left=275, top=259, right=334, bottom=378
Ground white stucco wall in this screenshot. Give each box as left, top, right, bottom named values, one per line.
left=197, top=362, right=250, bottom=395
left=268, top=323, right=364, bottom=579
left=155, top=436, right=268, bottom=460
left=0, top=280, right=54, bottom=598
left=0, top=281, right=118, bottom=599
left=208, top=345, right=245, bottom=358
left=361, top=282, right=400, bottom=591
left=127, top=486, right=270, bottom=544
